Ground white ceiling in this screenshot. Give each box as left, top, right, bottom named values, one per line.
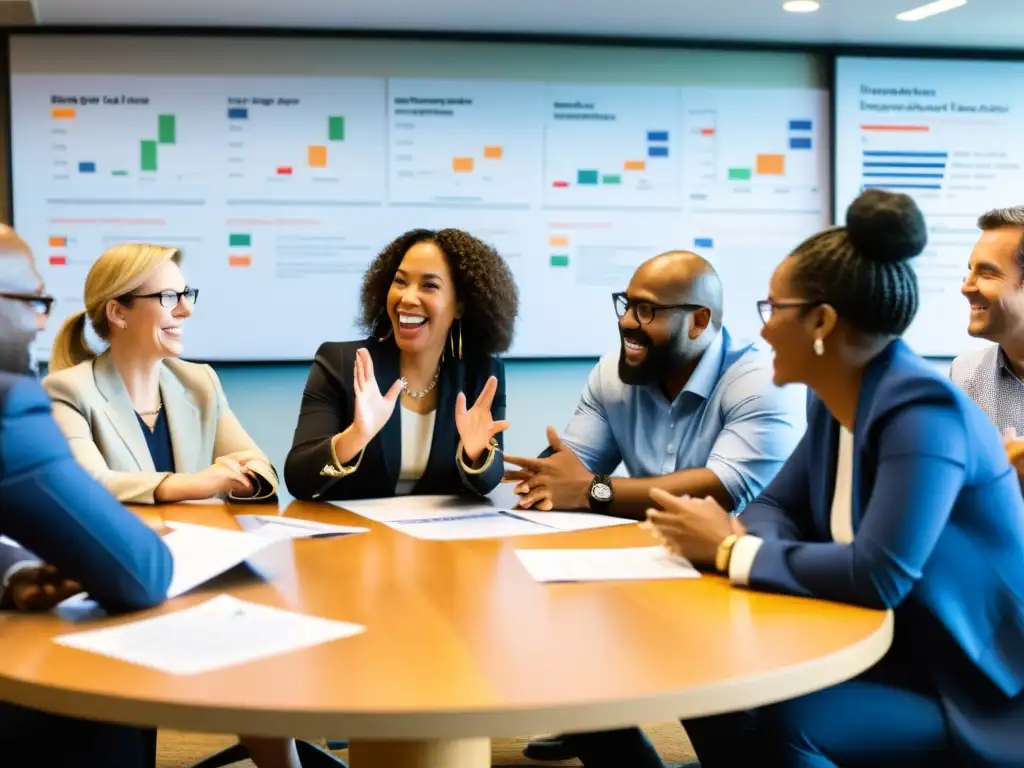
left=24, top=0, right=1024, bottom=51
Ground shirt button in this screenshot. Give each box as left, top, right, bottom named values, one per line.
left=667, top=444, right=676, bottom=454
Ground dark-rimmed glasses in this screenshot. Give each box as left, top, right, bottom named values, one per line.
left=757, top=299, right=821, bottom=325
left=0, top=292, right=55, bottom=316
left=612, top=291, right=702, bottom=326
left=119, top=287, right=199, bottom=309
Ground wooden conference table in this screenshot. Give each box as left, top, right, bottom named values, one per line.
left=0, top=499, right=893, bottom=767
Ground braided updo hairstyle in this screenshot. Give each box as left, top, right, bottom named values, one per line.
left=789, top=189, right=927, bottom=337
left=359, top=228, right=519, bottom=358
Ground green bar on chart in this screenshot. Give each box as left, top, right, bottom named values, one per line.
left=329, top=116, right=345, bottom=141
left=728, top=167, right=752, bottom=181
left=229, top=233, right=252, bottom=247
left=601, top=174, right=622, bottom=184
left=111, top=170, right=129, bottom=176
left=140, top=140, right=158, bottom=172
left=550, top=255, right=570, bottom=267
left=577, top=169, right=599, bottom=185
left=158, top=115, right=176, bottom=144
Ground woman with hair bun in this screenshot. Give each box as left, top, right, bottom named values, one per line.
left=564, top=190, right=1024, bottom=767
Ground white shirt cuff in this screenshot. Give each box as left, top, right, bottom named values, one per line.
left=1, top=559, right=43, bottom=606
left=728, top=535, right=764, bottom=587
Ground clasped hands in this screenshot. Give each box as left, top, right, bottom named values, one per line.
left=644, top=489, right=747, bottom=569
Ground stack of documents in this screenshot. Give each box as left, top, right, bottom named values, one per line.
left=515, top=546, right=701, bottom=583
left=234, top=514, right=368, bottom=541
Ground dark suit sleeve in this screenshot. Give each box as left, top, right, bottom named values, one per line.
left=0, top=377, right=173, bottom=613
left=742, top=400, right=969, bottom=610
left=456, top=357, right=505, bottom=496
left=737, top=430, right=813, bottom=541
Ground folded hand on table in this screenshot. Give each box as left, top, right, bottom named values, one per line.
left=644, top=488, right=746, bottom=569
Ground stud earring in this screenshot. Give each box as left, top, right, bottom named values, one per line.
left=813, top=338, right=825, bottom=356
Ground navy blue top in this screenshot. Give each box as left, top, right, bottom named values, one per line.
left=137, top=410, right=174, bottom=473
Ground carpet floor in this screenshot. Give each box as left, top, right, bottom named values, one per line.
left=156, top=723, right=697, bottom=766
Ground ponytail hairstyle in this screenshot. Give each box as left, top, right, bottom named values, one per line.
left=49, top=243, right=181, bottom=372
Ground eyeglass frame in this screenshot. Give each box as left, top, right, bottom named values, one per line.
left=0, top=291, right=56, bottom=316
left=612, top=291, right=703, bottom=326
left=117, top=287, right=199, bottom=309
left=756, top=299, right=822, bottom=325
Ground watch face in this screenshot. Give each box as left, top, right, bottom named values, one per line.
left=591, top=483, right=612, bottom=502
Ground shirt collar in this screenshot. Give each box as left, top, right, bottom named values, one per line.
left=997, top=346, right=1023, bottom=381
left=680, top=328, right=727, bottom=402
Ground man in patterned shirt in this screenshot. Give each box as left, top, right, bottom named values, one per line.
left=951, top=206, right=1024, bottom=476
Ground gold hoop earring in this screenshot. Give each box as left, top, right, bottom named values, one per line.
left=458, top=321, right=463, bottom=360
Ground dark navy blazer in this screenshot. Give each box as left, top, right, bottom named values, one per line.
left=741, top=340, right=1024, bottom=765
left=0, top=372, right=173, bottom=613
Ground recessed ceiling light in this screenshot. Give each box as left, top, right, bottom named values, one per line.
left=897, top=0, right=967, bottom=21
left=783, top=0, right=821, bottom=11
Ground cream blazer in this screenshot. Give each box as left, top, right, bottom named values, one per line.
left=43, top=352, right=278, bottom=504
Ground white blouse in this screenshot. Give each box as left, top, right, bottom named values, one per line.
left=730, top=425, right=854, bottom=584
left=395, top=405, right=436, bottom=496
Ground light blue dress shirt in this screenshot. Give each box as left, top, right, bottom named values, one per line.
left=560, top=328, right=808, bottom=509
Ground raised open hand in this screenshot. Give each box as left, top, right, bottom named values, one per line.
left=352, top=347, right=404, bottom=442
left=455, top=375, right=509, bottom=463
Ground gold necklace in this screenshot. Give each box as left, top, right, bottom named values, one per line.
left=401, top=364, right=440, bottom=399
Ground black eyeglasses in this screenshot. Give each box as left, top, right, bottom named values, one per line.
left=119, top=287, right=199, bottom=309
left=0, top=292, right=55, bottom=316
left=612, top=292, right=702, bottom=326
left=757, top=299, right=821, bottom=325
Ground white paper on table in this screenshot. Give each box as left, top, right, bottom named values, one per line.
left=162, top=523, right=277, bottom=598
left=514, top=546, right=701, bottom=583
left=509, top=511, right=635, bottom=532
left=234, top=515, right=368, bottom=541
left=53, top=594, right=365, bottom=675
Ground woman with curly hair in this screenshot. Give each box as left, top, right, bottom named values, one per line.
left=284, top=228, right=519, bottom=501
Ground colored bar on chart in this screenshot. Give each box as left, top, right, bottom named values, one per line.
left=694, top=237, right=715, bottom=249
left=276, top=166, right=293, bottom=175
left=577, top=170, right=599, bottom=184
left=863, top=151, right=948, bottom=158
left=756, top=154, right=785, bottom=175
left=647, top=131, right=669, bottom=142
left=49, top=255, right=67, bottom=266
left=111, top=170, right=128, bottom=176
left=140, top=140, right=158, bottom=172
left=648, top=146, right=669, bottom=158
left=860, top=124, right=929, bottom=132
left=158, top=115, right=176, bottom=144
left=601, top=174, right=622, bottom=185
left=728, top=167, right=753, bottom=181
left=789, top=119, right=813, bottom=131
left=227, top=108, right=249, bottom=119
left=864, top=183, right=942, bottom=190
left=624, top=160, right=646, bottom=171
left=452, top=157, right=474, bottom=173
left=329, top=116, right=345, bottom=141
left=308, top=145, right=328, bottom=168
left=229, top=255, right=253, bottom=267
left=51, top=107, right=76, bottom=120
left=863, top=162, right=946, bottom=169
left=549, top=235, right=570, bottom=247
left=552, top=180, right=569, bottom=188
left=483, top=146, right=503, bottom=159
left=699, top=128, right=715, bottom=136
left=48, top=236, right=66, bottom=247
left=78, top=162, right=96, bottom=173
left=229, top=233, right=252, bottom=247
left=789, top=137, right=813, bottom=150
left=550, top=255, right=570, bottom=267
left=863, top=172, right=944, bottom=179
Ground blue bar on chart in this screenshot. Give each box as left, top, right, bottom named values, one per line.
left=862, top=151, right=948, bottom=159
left=861, top=148, right=946, bottom=191
left=789, top=119, right=813, bottom=131
left=694, top=237, right=714, bottom=249
left=227, top=108, right=249, bottom=119
left=577, top=169, right=600, bottom=185
left=648, top=146, right=669, bottom=158
left=647, top=131, right=670, bottom=142
left=78, top=162, right=96, bottom=173
left=789, top=137, right=813, bottom=150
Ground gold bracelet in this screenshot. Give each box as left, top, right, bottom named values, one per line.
left=457, top=438, right=499, bottom=475
left=715, top=534, right=740, bottom=573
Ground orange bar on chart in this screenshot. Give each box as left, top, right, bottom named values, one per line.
left=50, top=108, right=76, bottom=119
left=452, top=157, right=474, bottom=173
left=228, top=255, right=252, bottom=267
left=307, top=145, right=327, bottom=168
left=548, top=235, right=570, bottom=247
left=49, top=236, right=67, bottom=247
left=624, top=160, right=646, bottom=171
left=860, top=124, right=930, bottom=132
left=756, top=154, right=785, bottom=175
left=483, top=146, right=503, bottom=159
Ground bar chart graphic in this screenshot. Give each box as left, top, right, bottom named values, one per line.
left=387, top=78, right=543, bottom=206
left=542, top=85, right=682, bottom=209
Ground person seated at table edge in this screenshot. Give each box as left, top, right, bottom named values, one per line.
left=42, top=243, right=279, bottom=505
left=0, top=223, right=173, bottom=768
left=284, top=227, right=518, bottom=502
left=567, top=190, right=1024, bottom=767
left=505, top=250, right=807, bottom=520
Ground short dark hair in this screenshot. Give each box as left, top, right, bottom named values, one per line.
left=788, top=189, right=927, bottom=337
left=978, top=206, right=1024, bottom=277
left=359, top=228, right=519, bottom=357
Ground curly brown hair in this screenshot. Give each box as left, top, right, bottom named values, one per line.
left=359, top=228, right=519, bottom=357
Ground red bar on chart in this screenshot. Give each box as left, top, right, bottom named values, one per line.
left=49, top=255, right=67, bottom=266
left=860, top=125, right=930, bottom=132
left=276, top=166, right=293, bottom=175
left=700, top=128, right=715, bottom=136
left=552, top=180, right=569, bottom=188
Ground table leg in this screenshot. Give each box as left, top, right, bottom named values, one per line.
left=348, top=738, right=490, bottom=768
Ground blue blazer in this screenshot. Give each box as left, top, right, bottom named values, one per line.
left=284, top=338, right=506, bottom=501
left=740, top=340, right=1024, bottom=765
left=0, top=372, right=173, bottom=613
